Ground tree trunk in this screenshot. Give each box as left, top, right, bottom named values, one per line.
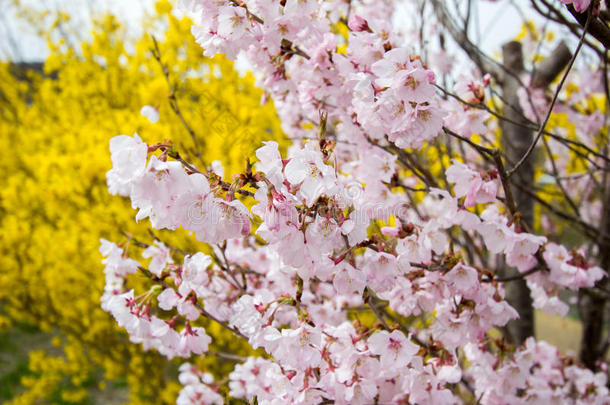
left=578, top=281, right=608, bottom=369
left=579, top=184, right=610, bottom=369
left=499, top=41, right=535, bottom=345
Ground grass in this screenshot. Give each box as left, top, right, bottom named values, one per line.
left=0, top=323, right=128, bottom=404
left=535, top=310, right=583, bottom=356
left=0, top=359, right=30, bottom=401
left=0, top=323, right=43, bottom=401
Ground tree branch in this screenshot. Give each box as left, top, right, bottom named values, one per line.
left=566, top=4, right=610, bottom=49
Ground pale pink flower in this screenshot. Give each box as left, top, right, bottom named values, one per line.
left=446, top=160, right=497, bottom=207
left=255, top=141, right=284, bottom=189
left=446, top=263, right=479, bottom=292
left=106, top=134, right=148, bottom=196
left=142, top=241, right=173, bottom=277
left=505, top=232, right=546, bottom=272
left=333, top=262, right=366, bottom=296
left=528, top=282, right=569, bottom=317
left=363, top=251, right=398, bottom=293
left=270, top=325, right=322, bottom=371
left=348, top=14, right=372, bottom=32
left=130, top=156, right=190, bottom=229
left=178, top=325, right=211, bottom=356
left=284, top=143, right=336, bottom=206
left=560, top=0, right=591, bottom=13
left=157, top=288, right=180, bottom=311
left=179, top=252, right=212, bottom=296
left=368, top=330, right=419, bottom=368
left=140, top=105, right=159, bottom=123
left=177, top=297, right=200, bottom=321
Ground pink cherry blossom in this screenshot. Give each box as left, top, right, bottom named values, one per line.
left=106, top=133, right=148, bottom=196
left=560, top=0, right=591, bottom=13
left=98, top=1, right=610, bottom=402
left=368, top=330, right=419, bottom=368
left=140, top=105, right=160, bottom=123
left=446, top=160, right=498, bottom=207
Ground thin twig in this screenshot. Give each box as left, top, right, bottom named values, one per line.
left=508, top=8, right=592, bottom=177
left=482, top=265, right=542, bottom=283
left=151, top=36, right=205, bottom=166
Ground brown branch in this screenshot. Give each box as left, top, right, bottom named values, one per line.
left=508, top=10, right=592, bottom=177
left=442, top=126, right=495, bottom=158
left=482, top=265, right=543, bottom=283
left=531, top=41, right=572, bottom=87
left=492, top=148, right=519, bottom=219
left=435, top=84, right=610, bottom=165
left=151, top=36, right=205, bottom=165
left=137, top=265, right=248, bottom=340
left=170, top=149, right=255, bottom=197
left=510, top=179, right=606, bottom=242
left=430, top=0, right=502, bottom=80
left=567, top=4, right=610, bottom=49
left=531, top=0, right=605, bottom=56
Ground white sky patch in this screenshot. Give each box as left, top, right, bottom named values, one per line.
left=0, top=0, right=155, bottom=61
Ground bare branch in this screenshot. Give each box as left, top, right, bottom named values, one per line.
left=508, top=10, right=592, bottom=177
left=531, top=41, right=572, bottom=87
left=430, top=0, right=502, bottom=80
left=566, top=4, right=610, bottom=49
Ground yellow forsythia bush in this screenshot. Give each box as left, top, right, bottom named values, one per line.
left=0, top=2, right=284, bottom=403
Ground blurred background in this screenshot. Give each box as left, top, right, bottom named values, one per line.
left=0, top=0, right=155, bottom=62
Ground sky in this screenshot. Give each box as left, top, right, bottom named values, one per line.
left=0, top=0, right=155, bottom=61
left=0, top=0, right=548, bottom=63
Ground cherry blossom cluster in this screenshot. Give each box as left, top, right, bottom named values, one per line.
left=107, top=134, right=251, bottom=243
left=465, top=337, right=608, bottom=403
left=102, top=132, right=606, bottom=403
left=98, top=0, right=610, bottom=403
left=181, top=0, right=442, bottom=151
left=100, top=239, right=212, bottom=358
left=177, top=363, right=223, bottom=405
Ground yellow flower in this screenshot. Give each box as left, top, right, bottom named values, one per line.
left=0, top=3, right=286, bottom=403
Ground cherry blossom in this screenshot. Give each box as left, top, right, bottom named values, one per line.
left=560, top=0, right=592, bottom=13
left=446, top=160, right=498, bottom=207
left=98, top=0, right=610, bottom=402
left=140, top=105, right=160, bottom=123
left=367, top=330, right=420, bottom=368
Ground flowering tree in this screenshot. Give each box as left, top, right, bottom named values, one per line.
left=101, top=0, right=610, bottom=403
